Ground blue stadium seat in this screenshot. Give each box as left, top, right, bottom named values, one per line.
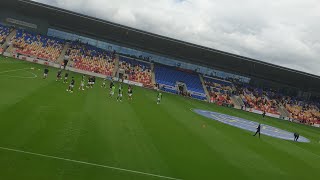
left=155, top=65, right=206, bottom=100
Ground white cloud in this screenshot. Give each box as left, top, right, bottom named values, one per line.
left=34, top=0, right=320, bottom=75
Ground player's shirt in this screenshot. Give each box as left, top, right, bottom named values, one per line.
left=57, top=71, right=62, bottom=77
left=44, top=68, right=49, bottom=74
left=92, top=77, right=96, bottom=83
left=65, top=73, right=69, bottom=78
left=70, top=79, right=75, bottom=85
left=118, top=88, right=123, bottom=94
left=257, top=124, right=261, bottom=131
left=110, top=82, right=114, bottom=88
left=128, top=89, right=133, bottom=94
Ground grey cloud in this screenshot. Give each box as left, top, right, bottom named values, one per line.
left=34, top=0, right=320, bottom=76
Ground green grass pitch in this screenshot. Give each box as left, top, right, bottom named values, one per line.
left=0, top=56, right=320, bottom=180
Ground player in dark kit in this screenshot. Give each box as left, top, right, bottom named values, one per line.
left=87, top=76, right=95, bottom=88
left=43, top=68, right=49, bottom=79
left=109, top=80, right=114, bottom=90
left=87, top=76, right=92, bottom=88
left=262, top=111, right=266, bottom=118
left=92, top=76, right=96, bottom=87
left=56, top=70, right=62, bottom=81
left=67, top=77, right=75, bottom=93
left=294, top=132, right=300, bottom=141
left=253, top=124, right=261, bottom=138
left=128, top=85, right=133, bottom=100
left=63, top=72, right=69, bottom=83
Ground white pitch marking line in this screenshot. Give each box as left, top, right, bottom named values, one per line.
left=0, top=68, right=38, bottom=79
left=0, top=68, right=30, bottom=74
left=0, top=146, right=183, bottom=180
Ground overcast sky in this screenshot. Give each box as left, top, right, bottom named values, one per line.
left=34, top=0, right=320, bottom=76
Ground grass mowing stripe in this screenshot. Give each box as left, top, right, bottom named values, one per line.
left=0, top=146, right=183, bottom=180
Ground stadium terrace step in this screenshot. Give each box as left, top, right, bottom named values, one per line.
left=235, top=96, right=245, bottom=107
left=199, top=75, right=210, bottom=102
left=6, top=29, right=16, bottom=43
left=113, top=54, right=119, bottom=77
left=231, top=96, right=241, bottom=109
left=151, top=63, right=156, bottom=86
left=57, top=43, right=70, bottom=64
left=0, top=26, right=14, bottom=53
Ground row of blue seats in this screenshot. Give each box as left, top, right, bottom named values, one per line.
left=0, top=24, right=11, bottom=35
left=155, top=65, right=205, bottom=95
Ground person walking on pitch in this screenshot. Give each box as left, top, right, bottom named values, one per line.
left=253, top=124, right=261, bottom=138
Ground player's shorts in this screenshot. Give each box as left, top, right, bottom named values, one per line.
left=118, top=94, right=123, bottom=97
left=65, top=77, right=68, bottom=80
left=128, top=93, right=132, bottom=97
left=92, top=82, right=95, bottom=85
left=69, top=85, right=74, bottom=88
left=81, top=83, right=84, bottom=86
left=103, top=82, right=106, bottom=85
left=157, top=98, right=160, bottom=101
left=110, top=91, right=115, bottom=95
left=44, top=73, right=48, bottom=76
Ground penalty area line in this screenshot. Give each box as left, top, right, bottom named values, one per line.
left=0, top=146, right=183, bottom=180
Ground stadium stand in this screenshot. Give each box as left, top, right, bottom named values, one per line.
left=155, top=65, right=206, bottom=100
left=11, top=29, right=65, bottom=62
left=118, top=56, right=152, bottom=86
left=0, top=24, right=11, bottom=44
left=238, top=85, right=280, bottom=115
left=281, top=97, right=320, bottom=125
left=66, top=41, right=115, bottom=76
left=204, top=77, right=234, bottom=106
left=0, top=24, right=13, bottom=53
